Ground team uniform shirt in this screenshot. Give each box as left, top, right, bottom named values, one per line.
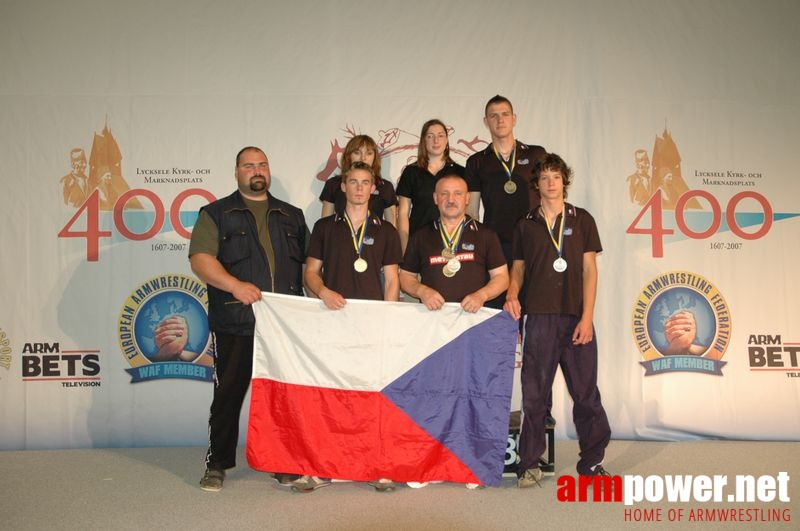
left=319, top=175, right=398, bottom=220
left=464, top=140, right=546, bottom=245
left=307, top=213, right=402, bottom=301
left=511, top=203, right=602, bottom=317
left=402, top=217, right=506, bottom=303
left=396, top=162, right=465, bottom=238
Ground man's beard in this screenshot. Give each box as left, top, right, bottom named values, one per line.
left=250, top=176, right=267, bottom=192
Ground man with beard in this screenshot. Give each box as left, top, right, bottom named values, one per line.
left=189, top=146, right=308, bottom=491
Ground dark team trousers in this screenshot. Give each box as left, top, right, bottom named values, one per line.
left=205, top=332, right=254, bottom=471
left=487, top=242, right=555, bottom=417
left=518, top=314, right=611, bottom=476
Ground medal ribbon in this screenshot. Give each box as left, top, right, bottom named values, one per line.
left=492, top=143, right=516, bottom=183
left=439, top=218, right=466, bottom=256
left=542, top=206, right=565, bottom=259
left=343, top=211, right=368, bottom=258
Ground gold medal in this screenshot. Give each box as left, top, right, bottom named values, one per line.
left=354, top=257, right=368, bottom=273
left=493, top=143, right=517, bottom=195
left=439, top=218, right=465, bottom=263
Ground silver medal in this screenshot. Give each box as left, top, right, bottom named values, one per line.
left=447, top=258, right=461, bottom=273
left=354, top=257, right=368, bottom=273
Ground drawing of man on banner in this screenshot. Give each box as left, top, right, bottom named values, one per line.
left=626, top=149, right=652, bottom=205
left=60, top=148, right=90, bottom=207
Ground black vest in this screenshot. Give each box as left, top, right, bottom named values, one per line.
left=201, top=191, right=306, bottom=335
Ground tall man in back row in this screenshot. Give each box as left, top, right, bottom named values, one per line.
left=189, top=146, right=308, bottom=492
left=465, top=94, right=546, bottom=309
left=465, top=95, right=554, bottom=428
left=504, top=153, right=611, bottom=488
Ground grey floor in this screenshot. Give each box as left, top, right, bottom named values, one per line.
left=4, top=440, right=798, bottom=530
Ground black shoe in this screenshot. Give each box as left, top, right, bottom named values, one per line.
left=274, top=473, right=301, bottom=486
left=592, top=465, right=611, bottom=477
left=368, top=479, right=396, bottom=492
left=588, top=465, right=615, bottom=498
left=545, top=414, right=556, bottom=429
left=290, top=475, right=332, bottom=493
left=200, top=468, right=225, bottom=492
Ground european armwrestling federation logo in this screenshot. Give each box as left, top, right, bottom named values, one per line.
left=118, top=274, right=214, bottom=382
left=632, top=271, right=730, bottom=375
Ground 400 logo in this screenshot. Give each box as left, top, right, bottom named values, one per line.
left=624, top=128, right=799, bottom=258
left=118, top=274, right=214, bottom=383
left=632, top=271, right=730, bottom=376
left=57, top=123, right=214, bottom=262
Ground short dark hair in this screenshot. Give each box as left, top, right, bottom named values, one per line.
left=435, top=171, right=467, bottom=185
left=484, top=95, right=514, bottom=116
left=532, top=153, right=573, bottom=198
left=236, top=146, right=266, bottom=166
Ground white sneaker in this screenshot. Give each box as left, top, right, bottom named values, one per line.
left=465, top=483, right=484, bottom=489
left=517, top=468, right=544, bottom=489
left=406, top=482, right=429, bottom=488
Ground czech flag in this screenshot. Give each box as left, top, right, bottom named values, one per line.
left=246, top=293, right=517, bottom=486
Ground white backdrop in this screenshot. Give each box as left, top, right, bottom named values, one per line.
left=1, top=0, right=799, bottom=450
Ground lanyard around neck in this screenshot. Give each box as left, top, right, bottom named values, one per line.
left=343, top=211, right=368, bottom=257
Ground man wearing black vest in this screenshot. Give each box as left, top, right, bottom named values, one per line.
left=189, top=146, right=307, bottom=491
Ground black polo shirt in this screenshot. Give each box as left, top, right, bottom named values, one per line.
left=308, top=213, right=402, bottom=301
left=396, top=161, right=465, bottom=238
left=511, top=204, right=602, bottom=317
left=464, top=140, right=546, bottom=246
left=402, top=217, right=506, bottom=303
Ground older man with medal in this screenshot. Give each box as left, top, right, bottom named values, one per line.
left=305, top=161, right=402, bottom=310
left=399, top=172, right=508, bottom=489
left=400, top=173, right=508, bottom=314
left=504, top=153, right=611, bottom=489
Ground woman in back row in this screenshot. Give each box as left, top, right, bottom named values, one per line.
left=396, top=119, right=465, bottom=252
left=320, top=134, right=398, bottom=225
